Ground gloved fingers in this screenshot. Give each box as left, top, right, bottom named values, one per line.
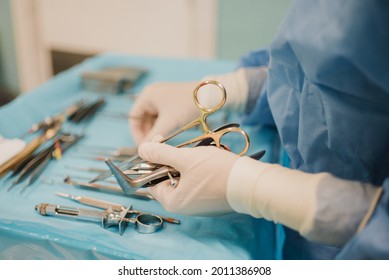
left=129, top=97, right=157, bottom=145
left=147, top=182, right=233, bottom=216
left=143, top=116, right=178, bottom=144
left=147, top=182, right=176, bottom=209
left=151, top=134, right=164, bottom=142
left=147, top=182, right=199, bottom=215
left=138, top=142, right=190, bottom=170
left=130, top=114, right=155, bottom=145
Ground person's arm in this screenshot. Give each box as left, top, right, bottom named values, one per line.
left=139, top=142, right=382, bottom=247
left=336, top=178, right=389, bottom=259
left=200, top=48, right=274, bottom=126
left=228, top=157, right=382, bottom=247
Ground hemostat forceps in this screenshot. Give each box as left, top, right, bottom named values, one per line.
left=35, top=203, right=165, bottom=234
left=90, top=80, right=250, bottom=183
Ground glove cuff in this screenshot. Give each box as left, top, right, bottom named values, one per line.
left=227, top=157, right=319, bottom=237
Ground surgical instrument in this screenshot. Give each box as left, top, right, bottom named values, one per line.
left=96, top=125, right=262, bottom=195
left=162, top=81, right=250, bottom=153
left=55, top=192, right=180, bottom=224
left=19, top=99, right=86, bottom=139
left=51, top=173, right=119, bottom=184
left=5, top=132, right=83, bottom=192
left=64, top=165, right=153, bottom=175
left=90, top=86, right=250, bottom=184
left=64, top=165, right=121, bottom=174
left=73, top=154, right=133, bottom=163
left=99, top=111, right=157, bottom=121
left=19, top=148, right=53, bottom=193
left=107, top=150, right=266, bottom=195
left=67, top=97, right=106, bottom=123
left=7, top=143, right=55, bottom=192
left=35, top=203, right=163, bottom=234
left=74, top=145, right=137, bottom=157
left=61, top=176, right=155, bottom=200
left=0, top=126, right=60, bottom=177
left=105, top=160, right=179, bottom=194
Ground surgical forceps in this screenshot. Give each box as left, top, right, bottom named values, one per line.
left=0, top=126, right=60, bottom=178
left=90, top=80, right=250, bottom=183
left=5, top=132, right=83, bottom=192
left=19, top=99, right=86, bottom=139
left=35, top=202, right=168, bottom=234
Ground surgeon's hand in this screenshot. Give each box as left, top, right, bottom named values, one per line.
left=138, top=142, right=240, bottom=216
left=130, top=82, right=200, bottom=145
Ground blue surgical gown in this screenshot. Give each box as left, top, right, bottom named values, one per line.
left=239, top=0, right=389, bottom=259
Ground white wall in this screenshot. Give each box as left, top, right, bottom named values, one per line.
left=0, top=0, right=20, bottom=93
left=10, top=0, right=218, bottom=92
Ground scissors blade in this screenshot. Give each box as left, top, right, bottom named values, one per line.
left=249, top=150, right=266, bottom=160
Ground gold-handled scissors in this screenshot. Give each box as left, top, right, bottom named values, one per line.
left=90, top=80, right=250, bottom=183
left=162, top=80, right=250, bottom=154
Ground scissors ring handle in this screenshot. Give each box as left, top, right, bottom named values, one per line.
left=193, top=80, right=226, bottom=113
left=217, top=127, right=250, bottom=156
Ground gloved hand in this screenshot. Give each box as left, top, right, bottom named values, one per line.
left=129, top=81, right=200, bottom=145
left=129, top=68, right=258, bottom=145
left=138, top=141, right=241, bottom=216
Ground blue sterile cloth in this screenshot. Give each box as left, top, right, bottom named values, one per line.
left=0, top=53, right=280, bottom=260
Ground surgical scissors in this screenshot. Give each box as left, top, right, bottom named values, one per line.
left=163, top=80, right=250, bottom=153
left=90, top=80, right=250, bottom=183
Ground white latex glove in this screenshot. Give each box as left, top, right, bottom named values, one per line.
left=228, top=157, right=381, bottom=246
left=138, top=142, right=240, bottom=216
left=129, top=81, right=200, bottom=145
